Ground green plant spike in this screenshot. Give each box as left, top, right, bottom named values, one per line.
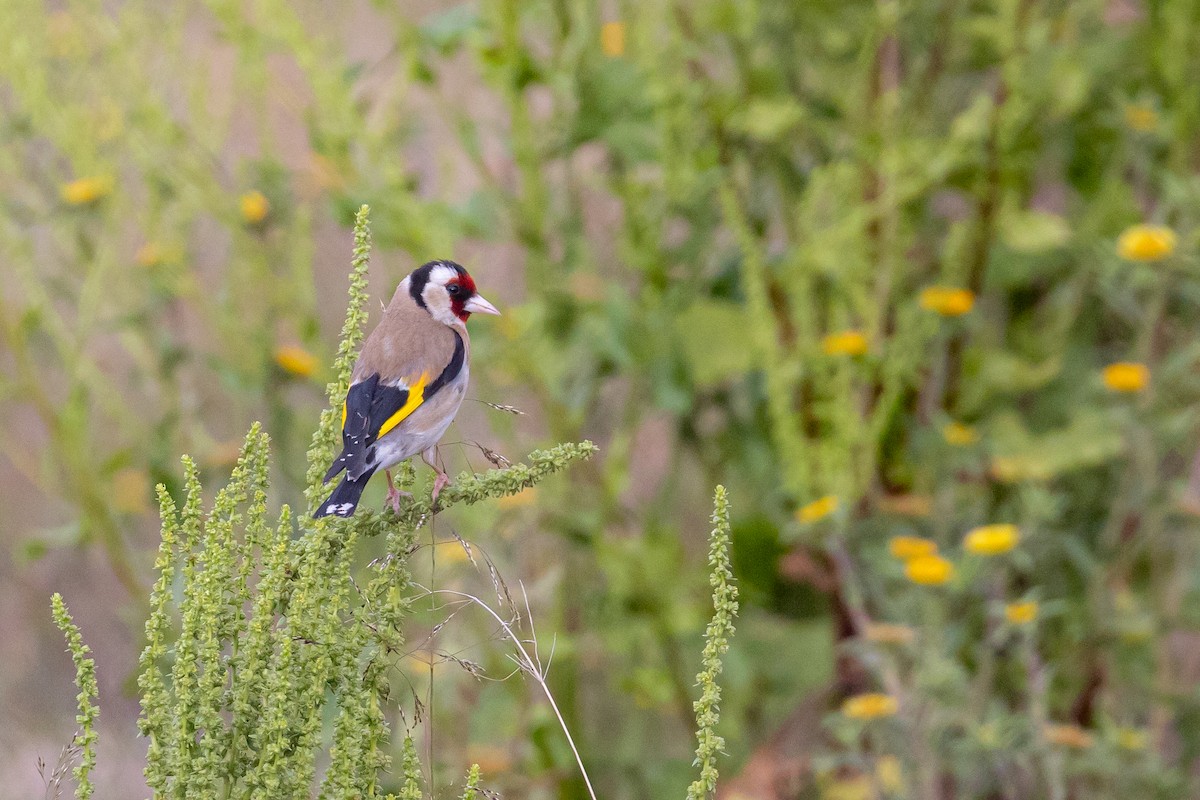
left=51, top=593, right=99, bottom=800
left=686, top=486, right=739, bottom=800
left=461, top=764, right=482, bottom=800
left=305, top=203, right=374, bottom=514
left=398, top=735, right=422, bottom=800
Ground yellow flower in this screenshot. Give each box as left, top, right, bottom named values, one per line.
left=1117, top=224, right=1176, bottom=261
left=919, top=286, right=975, bottom=316
left=875, top=755, right=904, bottom=794
left=942, top=421, right=978, bottom=446
left=1116, top=728, right=1147, bottom=751
left=434, top=541, right=472, bottom=565
left=135, top=242, right=165, bottom=268
left=989, top=456, right=1024, bottom=483
left=600, top=21, right=626, bottom=57
left=796, top=495, right=838, bottom=523
left=964, top=523, right=1020, bottom=556
left=61, top=176, right=112, bottom=205
left=497, top=486, right=538, bottom=509
left=1102, top=362, right=1149, bottom=393
left=888, top=535, right=937, bottom=561
left=111, top=467, right=150, bottom=514
left=821, top=329, right=869, bottom=357
left=240, top=190, right=271, bottom=224
left=842, top=693, right=898, bottom=720
left=274, top=345, right=318, bottom=378
left=863, top=622, right=916, bottom=646
left=1005, top=601, right=1038, bottom=624
left=1124, top=104, right=1158, bottom=133
left=1043, top=723, right=1094, bottom=749
left=877, top=493, right=932, bottom=518
left=904, top=554, right=954, bottom=586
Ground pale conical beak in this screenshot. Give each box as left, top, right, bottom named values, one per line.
left=464, top=294, right=500, bottom=316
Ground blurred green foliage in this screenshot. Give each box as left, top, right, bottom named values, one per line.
left=7, top=0, right=1200, bottom=797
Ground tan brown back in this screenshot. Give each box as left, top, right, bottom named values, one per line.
left=351, top=283, right=465, bottom=383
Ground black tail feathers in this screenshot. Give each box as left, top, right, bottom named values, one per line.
left=313, top=467, right=377, bottom=518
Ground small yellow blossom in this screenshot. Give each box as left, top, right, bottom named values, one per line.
left=797, top=495, right=838, bottom=523
left=1043, top=723, right=1094, bottom=749
left=61, top=176, right=112, bottom=205
left=964, top=523, right=1020, bottom=555
left=821, top=329, right=869, bottom=357
left=919, top=286, right=975, bottom=316
left=877, top=493, right=932, bottom=518
left=240, top=190, right=271, bottom=224
left=1005, top=601, right=1038, bottom=624
left=1124, top=104, right=1158, bottom=133
left=1117, top=224, right=1176, bottom=261
left=989, top=456, right=1025, bottom=483
left=111, top=467, right=150, bottom=514
left=1116, top=728, right=1147, bottom=751
left=942, top=421, right=978, bottom=446
left=841, top=693, right=899, bottom=720
left=274, top=345, right=318, bottom=378
left=497, top=486, right=538, bottom=510
left=135, top=242, right=165, bottom=267
left=864, top=622, right=916, bottom=646
left=1102, top=362, right=1149, bottom=393
left=875, top=755, right=904, bottom=794
left=888, top=535, right=937, bottom=561
left=600, top=21, right=626, bottom=57
left=905, top=554, right=954, bottom=586
left=433, top=541, right=472, bottom=565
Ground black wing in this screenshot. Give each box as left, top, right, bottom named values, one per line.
left=321, top=331, right=466, bottom=484
left=322, top=374, right=412, bottom=483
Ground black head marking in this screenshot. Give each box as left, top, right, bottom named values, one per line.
left=408, top=260, right=468, bottom=309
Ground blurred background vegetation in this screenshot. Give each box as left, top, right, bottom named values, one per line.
left=5, top=0, right=1200, bottom=797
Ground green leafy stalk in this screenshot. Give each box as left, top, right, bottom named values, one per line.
left=686, top=486, right=739, bottom=800
left=138, top=483, right=180, bottom=796
left=461, top=764, right=482, bottom=800
left=305, top=203, right=374, bottom=513
left=51, top=593, right=99, bottom=800
left=398, top=735, right=423, bottom=800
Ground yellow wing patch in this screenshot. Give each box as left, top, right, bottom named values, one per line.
left=377, top=373, right=430, bottom=438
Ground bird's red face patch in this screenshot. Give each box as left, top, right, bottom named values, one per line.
left=447, top=273, right=477, bottom=321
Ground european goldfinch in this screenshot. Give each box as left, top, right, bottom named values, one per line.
left=314, top=260, right=499, bottom=518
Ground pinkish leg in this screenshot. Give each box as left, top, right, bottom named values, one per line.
left=384, top=469, right=411, bottom=514
left=422, top=447, right=451, bottom=503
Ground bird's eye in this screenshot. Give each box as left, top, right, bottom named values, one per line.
left=447, top=284, right=462, bottom=297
